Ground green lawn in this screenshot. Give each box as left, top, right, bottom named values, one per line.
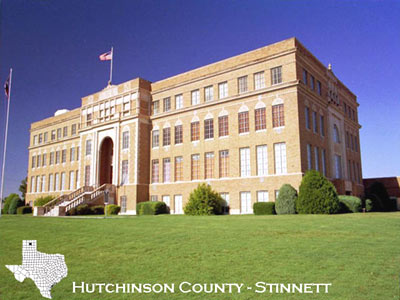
left=0, top=213, right=399, bottom=300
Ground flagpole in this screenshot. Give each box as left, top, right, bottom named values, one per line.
left=109, top=47, right=113, bottom=85
left=0, top=68, right=12, bottom=217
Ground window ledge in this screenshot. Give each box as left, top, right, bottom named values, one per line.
left=219, top=136, right=229, bottom=139
left=256, top=129, right=267, bottom=133
left=239, top=132, right=250, bottom=136
left=205, top=138, right=214, bottom=141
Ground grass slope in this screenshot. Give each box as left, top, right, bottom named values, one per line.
left=0, top=213, right=399, bottom=300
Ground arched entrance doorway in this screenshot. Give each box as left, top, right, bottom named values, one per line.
left=99, top=137, right=113, bottom=186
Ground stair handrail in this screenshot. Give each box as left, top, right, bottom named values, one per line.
left=43, top=186, right=93, bottom=208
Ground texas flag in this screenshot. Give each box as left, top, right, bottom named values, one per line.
left=99, top=50, right=112, bottom=61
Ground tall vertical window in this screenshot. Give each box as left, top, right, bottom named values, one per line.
left=175, top=156, right=183, bottom=181
left=205, top=86, right=213, bottom=102
left=41, top=175, right=46, bottom=193
left=86, top=140, right=92, bottom=155
left=238, top=76, right=248, bottom=93
left=305, top=107, right=310, bottom=129
left=36, top=155, right=41, bottom=168
left=204, top=119, right=214, bottom=139
left=218, top=82, right=228, bottom=99
left=204, top=152, right=214, bottom=179
left=48, top=174, right=54, bottom=192
left=31, top=176, right=35, bottom=193
left=71, top=124, right=77, bottom=135
left=274, top=143, right=287, bottom=174
left=191, top=154, right=200, bottom=180
left=151, top=160, right=159, bottom=183
left=163, top=158, right=171, bottom=182
left=51, top=130, right=56, bottom=141
left=163, top=97, right=171, bottom=112
left=120, top=196, right=127, bottom=213
left=219, top=150, right=229, bottom=178
left=310, top=75, right=315, bottom=90
left=122, top=131, right=129, bottom=149
left=31, top=156, right=36, bottom=168
left=63, top=126, right=68, bottom=137
left=174, top=125, right=183, bottom=144
left=62, top=149, right=67, bottom=163
left=314, top=147, right=319, bottom=171
left=256, top=145, right=268, bottom=176
left=238, top=111, right=249, bottom=133
left=70, top=147, right=75, bottom=162
left=163, top=127, right=171, bottom=146
left=317, top=81, right=322, bottom=95
left=152, top=130, right=159, bottom=148
left=76, top=147, right=80, bottom=161
left=121, top=160, right=129, bottom=184
left=86, top=113, right=92, bottom=126
left=334, top=155, right=342, bottom=179
left=76, top=170, right=79, bottom=188
left=257, top=191, right=269, bottom=202
left=191, top=90, right=200, bottom=105
left=84, top=166, right=90, bottom=186
left=271, top=66, right=282, bottom=85
left=61, top=172, right=66, bottom=191
left=218, top=116, right=229, bottom=137
left=320, top=115, right=325, bottom=136
left=175, top=94, right=183, bottom=109
left=312, top=111, right=318, bottom=133
left=49, top=152, right=54, bottom=165
left=307, top=144, right=312, bottom=170
left=55, top=151, right=60, bottom=164
left=35, top=176, right=40, bottom=192
left=42, top=154, right=47, bottom=167
left=355, top=135, right=359, bottom=152
left=333, top=125, right=340, bottom=143
left=240, top=147, right=251, bottom=177
left=348, top=160, right=353, bottom=181
left=38, top=134, right=43, bottom=144
left=57, top=128, right=62, bottom=139
left=272, top=104, right=284, bottom=127
left=302, top=69, right=308, bottom=85
left=321, top=149, right=327, bottom=176
left=69, top=171, right=75, bottom=190
left=240, top=192, right=252, bottom=214
left=153, top=100, right=160, bottom=115
left=254, top=71, right=265, bottom=90
left=255, top=108, right=266, bottom=131
left=191, top=122, right=200, bottom=141
left=55, top=173, right=60, bottom=191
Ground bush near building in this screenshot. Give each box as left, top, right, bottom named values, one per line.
left=2, top=193, right=21, bottom=214
left=106, top=204, right=121, bottom=215
left=34, top=195, right=55, bottom=207
left=296, top=170, right=340, bottom=214
left=253, top=202, right=275, bottom=215
left=338, top=196, right=362, bottom=213
left=17, top=206, right=33, bottom=214
left=137, top=201, right=168, bottom=215
left=184, top=183, right=224, bottom=215
left=365, top=199, right=373, bottom=212
left=365, top=181, right=394, bottom=211
left=275, top=184, right=297, bottom=214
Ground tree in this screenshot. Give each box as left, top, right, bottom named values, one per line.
left=365, top=181, right=392, bottom=211
left=8, top=196, right=24, bottom=214
left=296, top=170, right=340, bottom=214
left=184, top=184, right=224, bottom=215
left=3, top=193, right=21, bottom=214
left=275, top=184, right=297, bottom=214
left=19, top=177, right=27, bottom=203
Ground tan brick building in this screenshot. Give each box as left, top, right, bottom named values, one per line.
left=26, top=38, right=363, bottom=215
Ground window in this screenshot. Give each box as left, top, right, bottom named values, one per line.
left=191, top=122, right=200, bottom=141
left=334, top=155, right=342, bottom=179
left=44, top=132, right=48, bottom=142
left=63, top=126, right=68, bottom=137
left=163, top=127, right=171, bottom=146
left=205, top=152, right=214, bottom=179
left=163, top=97, right=171, bottom=112
left=122, top=131, right=129, bottom=149
left=320, top=115, right=325, bottom=136
left=191, top=90, right=200, bottom=105
left=310, top=75, right=315, bottom=90
left=42, top=154, right=47, bottom=167
left=41, top=175, right=46, bottom=192
left=55, top=151, right=60, bottom=164
left=218, top=82, right=228, bottom=99
left=271, top=66, right=282, bottom=85
left=238, top=111, right=249, bottom=134
left=57, top=128, right=62, bottom=139
left=150, top=195, right=158, bottom=202
left=30, top=176, right=35, bottom=193
left=175, top=94, right=183, bottom=109
left=257, top=191, right=269, bottom=202
left=302, top=69, right=308, bottom=85
left=240, top=192, right=252, bottom=214
left=161, top=195, right=170, bottom=207
left=205, top=86, right=213, bottom=102
left=174, top=195, right=183, bottom=214
left=38, top=134, right=43, bottom=144
left=61, top=172, right=66, bottom=191
left=174, top=125, right=183, bottom=144
left=321, top=149, right=327, bottom=176
left=274, top=142, right=287, bottom=174
left=355, top=135, right=359, bottom=152
left=317, top=81, right=322, bottom=95
left=255, top=108, right=266, bottom=131
left=121, top=160, right=129, bottom=185
left=275, top=190, right=280, bottom=201
left=76, top=170, right=79, bottom=188
left=175, top=156, right=183, bottom=181
left=272, top=104, right=284, bottom=127
left=220, top=193, right=230, bottom=211
left=314, top=147, right=319, bottom=171
left=218, top=116, right=229, bottom=137
left=151, top=160, right=159, bottom=183
left=254, top=71, right=265, bottom=90
left=55, top=173, right=60, bottom=191
left=163, top=158, right=171, bottom=182
left=76, top=147, right=80, bottom=161
left=51, top=130, right=56, bottom=141
left=240, top=147, right=251, bottom=177
left=204, top=119, right=214, bottom=139
left=238, top=76, right=248, bottom=93
left=86, top=113, right=92, bottom=126
left=219, top=150, right=229, bottom=178
left=120, top=196, right=127, bottom=213
left=333, top=125, right=340, bottom=143
left=305, top=107, right=310, bottom=129
left=312, top=111, right=318, bottom=133
left=86, top=140, right=92, bottom=155
left=256, top=145, right=268, bottom=176
left=70, top=147, right=75, bottom=162
left=31, top=156, right=36, bottom=168
left=307, top=144, right=312, bottom=170
left=71, top=124, right=77, bottom=135
left=348, top=160, right=352, bottom=181
left=49, top=152, right=54, bottom=165
left=62, top=149, right=67, bottom=163
left=153, top=100, right=160, bottom=115
left=191, top=154, right=200, bottom=180
left=36, top=176, right=40, bottom=193
left=152, top=130, right=159, bottom=148
left=33, top=135, right=37, bottom=145
left=48, top=174, right=54, bottom=192
left=84, top=166, right=90, bottom=186
left=69, top=171, right=75, bottom=190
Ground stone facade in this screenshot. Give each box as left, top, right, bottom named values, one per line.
left=26, top=37, right=363, bottom=214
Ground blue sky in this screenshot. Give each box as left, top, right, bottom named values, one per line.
left=0, top=0, right=399, bottom=197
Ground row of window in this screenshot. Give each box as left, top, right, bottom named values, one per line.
left=152, top=105, right=284, bottom=147
left=152, top=67, right=283, bottom=115
left=151, top=143, right=287, bottom=183
left=30, top=170, right=79, bottom=193
left=32, top=123, right=79, bottom=146
left=306, top=144, right=327, bottom=176
left=345, top=131, right=359, bottom=152
left=343, top=102, right=357, bottom=122
left=302, top=69, right=322, bottom=96
left=305, top=106, right=325, bottom=136
left=85, top=100, right=132, bottom=127
left=348, top=159, right=362, bottom=184
left=31, top=147, right=80, bottom=169
left=84, top=132, right=130, bottom=157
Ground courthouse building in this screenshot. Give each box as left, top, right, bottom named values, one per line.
left=26, top=38, right=363, bottom=215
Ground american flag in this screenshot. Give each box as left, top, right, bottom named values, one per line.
left=99, top=50, right=112, bottom=61
left=4, top=76, right=9, bottom=99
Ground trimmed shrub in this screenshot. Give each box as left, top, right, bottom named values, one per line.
left=365, top=199, right=373, bottom=212
left=3, top=194, right=20, bottom=214
left=34, top=195, right=55, bottom=207
left=184, top=183, right=224, bottom=215
left=106, top=204, right=121, bottom=215
left=275, top=184, right=297, bottom=214
left=76, top=204, right=91, bottom=215
left=92, top=206, right=104, bottom=215
left=253, top=202, right=275, bottom=215
left=296, top=170, right=340, bottom=214
left=365, top=181, right=392, bottom=211
left=17, top=206, right=32, bottom=214
left=338, top=195, right=362, bottom=213
left=137, top=201, right=168, bottom=215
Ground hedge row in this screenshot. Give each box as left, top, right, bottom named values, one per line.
left=253, top=202, right=275, bottom=215
left=137, top=201, right=168, bottom=215
left=338, top=196, right=362, bottom=213
left=17, top=206, right=33, bottom=214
